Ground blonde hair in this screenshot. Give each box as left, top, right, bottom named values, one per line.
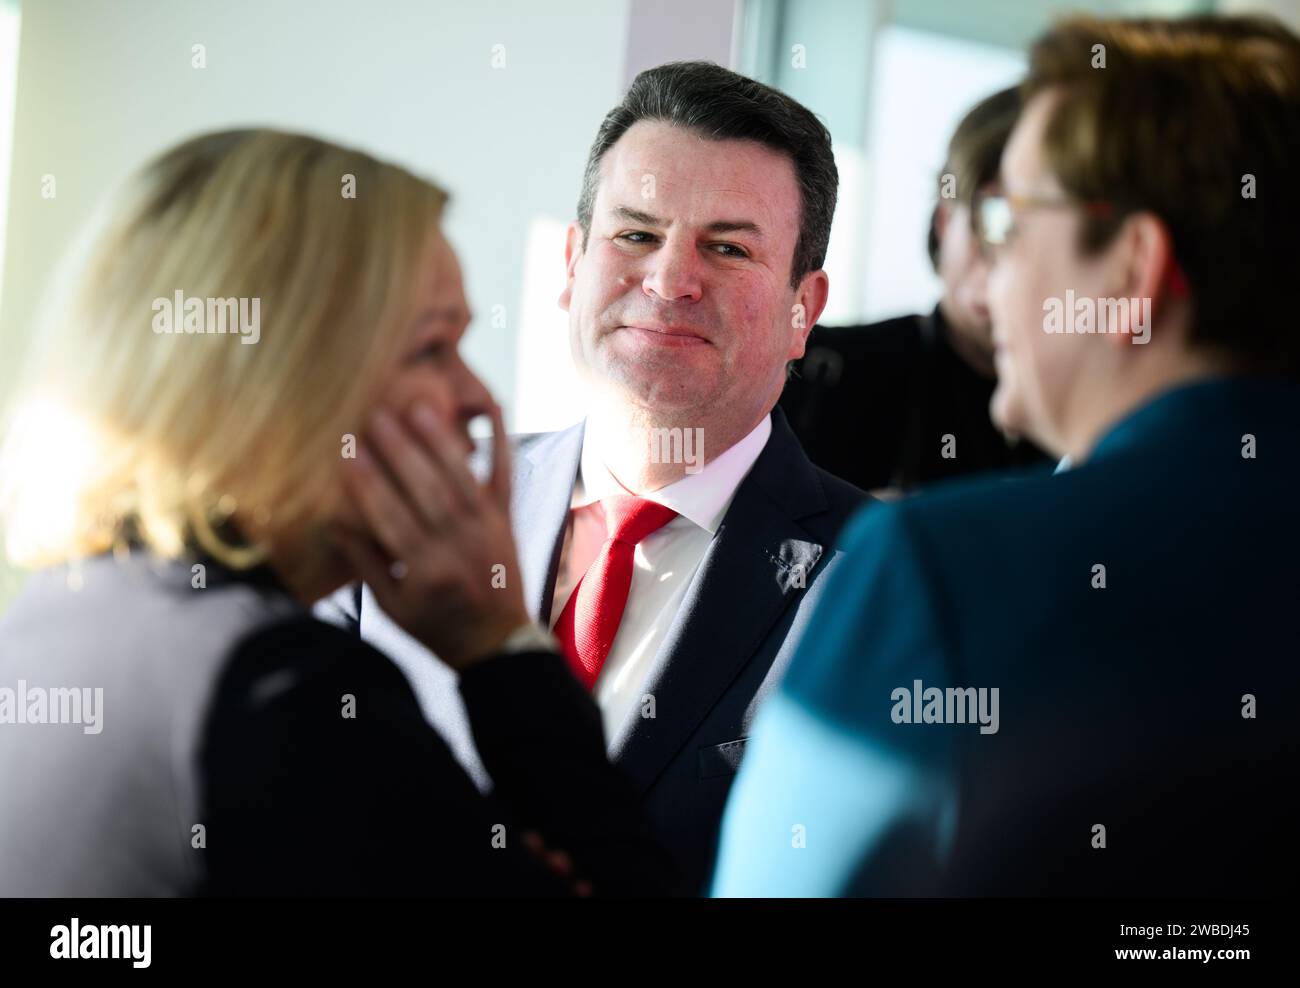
left=0, top=129, right=448, bottom=579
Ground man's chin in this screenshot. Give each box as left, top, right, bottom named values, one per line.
left=587, top=356, right=707, bottom=404
left=599, top=373, right=715, bottom=415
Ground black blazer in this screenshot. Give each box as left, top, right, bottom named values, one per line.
left=0, top=553, right=671, bottom=896
left=322, top=407, right=870, bottom=894
left=780, top=307, right=1048, bottom=491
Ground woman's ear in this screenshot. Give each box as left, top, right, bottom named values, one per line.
left=1104, top=211, right=1174, bottom=347
left=1127, top=212, right=1174, bottom=304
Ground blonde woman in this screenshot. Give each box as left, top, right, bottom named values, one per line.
left=0, top=129, right=669, bottom=895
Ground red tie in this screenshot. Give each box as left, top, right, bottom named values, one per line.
left=554, top=496, right=678, bottom=689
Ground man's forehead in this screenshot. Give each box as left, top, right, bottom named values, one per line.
left=598, top=185, right=776, bottom=221
left=603, top=122, right=796, bottom=189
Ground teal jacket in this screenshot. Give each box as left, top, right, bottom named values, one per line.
left=712, top=376, right=1298, bottom=896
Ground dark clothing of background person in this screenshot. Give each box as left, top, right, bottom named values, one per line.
left=780, top=305, right=1049, bottom=492
left=0, top=552, right=673, bottom=896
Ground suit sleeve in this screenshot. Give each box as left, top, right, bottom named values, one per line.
left=198, top=616, right=671, bottom=896
left=459, top=650, right=678, bottom=895
left=710, top=502, right=960, bottom=897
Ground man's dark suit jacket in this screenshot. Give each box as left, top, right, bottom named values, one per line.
left=323, top=407, right=869, bottom=893
left=713, top=376, right=1298, bottom=896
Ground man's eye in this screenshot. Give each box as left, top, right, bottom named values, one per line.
left=616, top=231, right=657, bottom=245
left=711, top=243, right=749, bottom=259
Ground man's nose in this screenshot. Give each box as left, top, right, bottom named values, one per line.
left=642, top=238, right=702, bottom=303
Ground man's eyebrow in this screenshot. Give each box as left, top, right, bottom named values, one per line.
left=705, top=220, right=763, bottom=239
left=611, top=205, right=764, bottom=239
left=612, top=205, right=665, bottom=226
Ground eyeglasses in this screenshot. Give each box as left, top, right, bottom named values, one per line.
left=974, top=190, right=1116, bottom=254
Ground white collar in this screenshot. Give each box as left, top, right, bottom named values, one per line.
left=574, top=414, right=773, bottom=535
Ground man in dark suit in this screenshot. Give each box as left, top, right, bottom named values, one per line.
left=712, top=14, right=1300, bottom=896
left=324, top=61, right=868, bottom=894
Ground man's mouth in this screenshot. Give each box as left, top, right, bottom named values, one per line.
left=618, top=324, right=711, bottom=347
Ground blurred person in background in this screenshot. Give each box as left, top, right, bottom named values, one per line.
left=0, top=129, right=671, bottom=896
left=780, top=86, right=1048, bottom=494
left=713, top=13, right=1300, bottom=897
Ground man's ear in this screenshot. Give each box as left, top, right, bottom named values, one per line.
left=787, top=270, right=831, bottom=360
left=1106, top=211, right=1173, bottom=347
left=927, top=201, right=951, bottom=270
left=558, top=222, right=584, bottom=312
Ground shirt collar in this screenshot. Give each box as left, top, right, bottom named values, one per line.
left=574, top=413, right=773, bottom=535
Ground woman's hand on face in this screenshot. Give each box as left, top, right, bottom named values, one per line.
left=332, top=400, right=533, bottom=671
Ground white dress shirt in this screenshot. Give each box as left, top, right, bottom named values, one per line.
left=549, top=414, right=773, bottom=744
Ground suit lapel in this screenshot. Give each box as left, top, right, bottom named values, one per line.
left=608, top=409, right=827, bottom=793
left=509, top=421, right=585, bottom=623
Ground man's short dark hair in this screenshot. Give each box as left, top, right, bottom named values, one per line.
left=577, top=61, right=838, bottom=289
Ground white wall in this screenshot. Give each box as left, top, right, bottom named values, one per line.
left=515, top=0, right=741, bottom=432
left=0, top=0, right=19, bottom=316
left=0, top=0, right=630, bottom=421
left=858, top=26, right=1024, bottom=322
left=0, top=0, right=631, bottom=609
